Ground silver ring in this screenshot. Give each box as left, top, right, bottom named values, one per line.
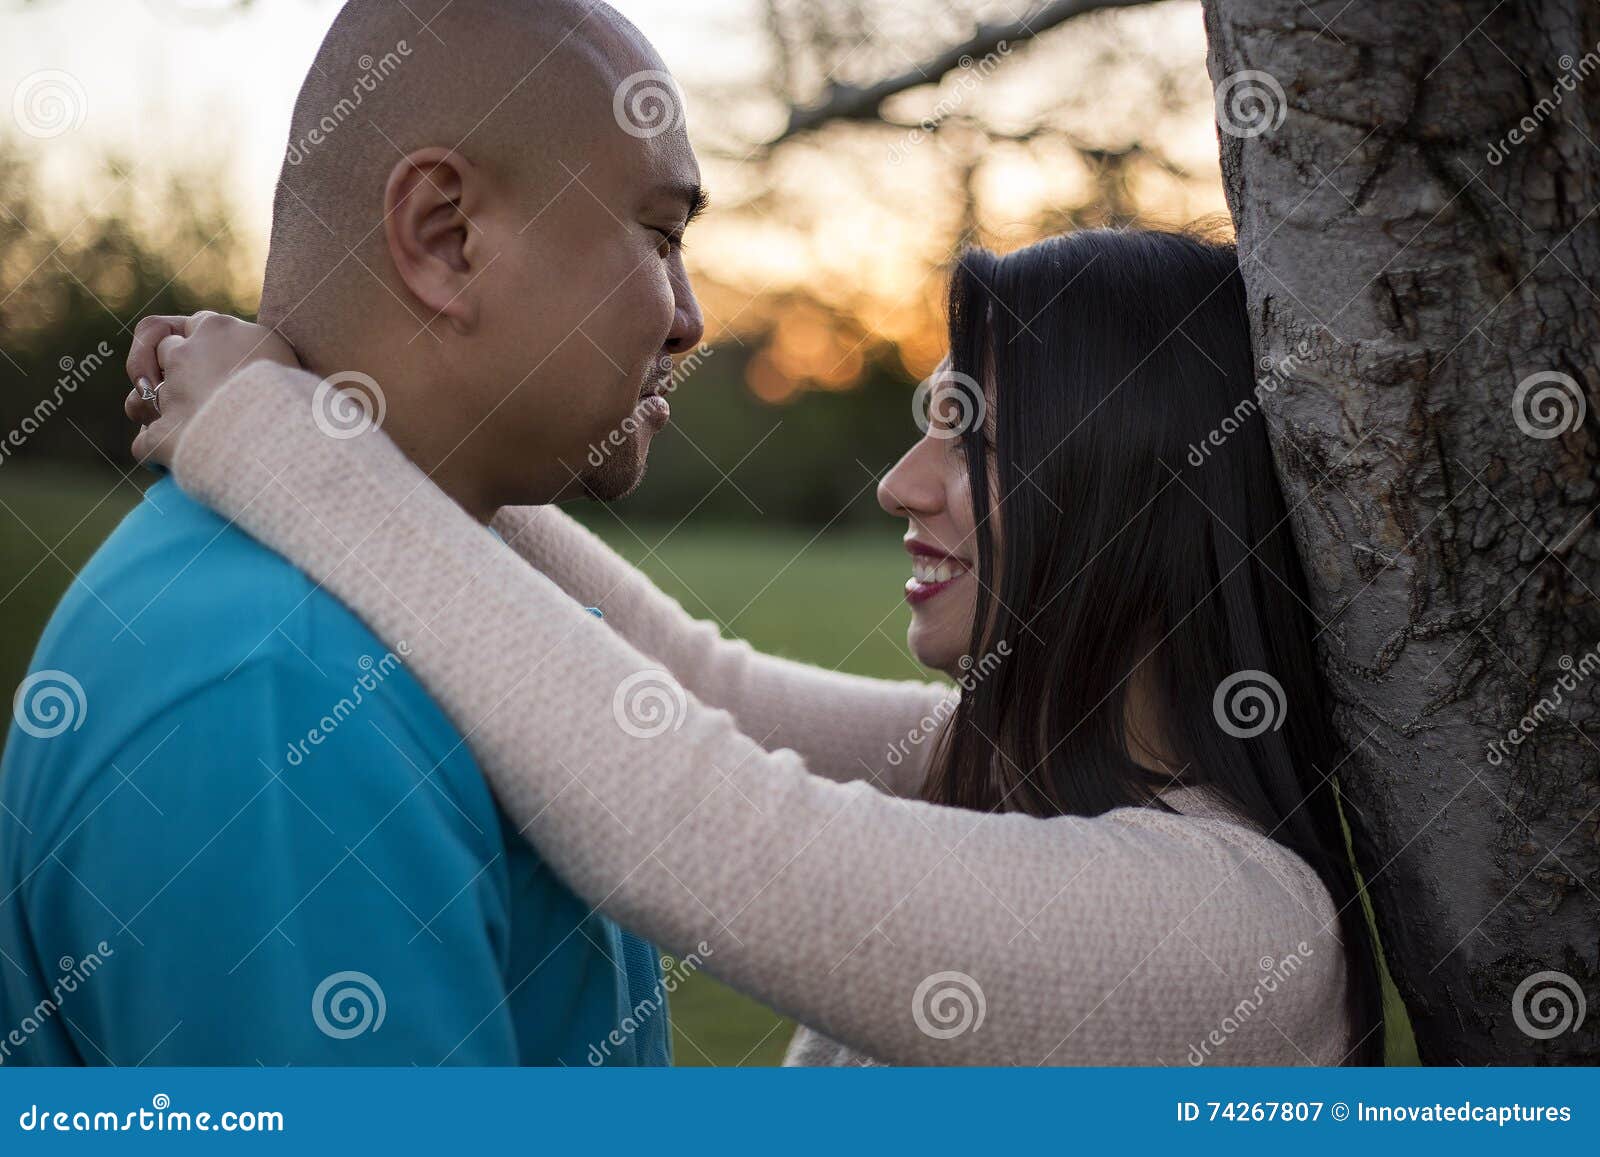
left=138, top=377, right=161, bottom=415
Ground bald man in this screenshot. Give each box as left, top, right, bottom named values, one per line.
left=0, top=0, right=705, bottom=1065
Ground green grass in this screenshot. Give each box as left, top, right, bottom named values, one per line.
left=0, top=465, right=1415, bottom=1065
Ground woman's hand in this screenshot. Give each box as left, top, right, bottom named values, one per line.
left=124, top=311, right=300, bottom=467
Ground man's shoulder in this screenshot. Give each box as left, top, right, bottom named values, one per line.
left=12, top=476, right=470, bottom=789
left=41, top=476, right=407, bottom=688
left=64, top=475, right=333, bottom=648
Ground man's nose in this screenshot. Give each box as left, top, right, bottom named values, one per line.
left=665, top=279, right=704, bottom=354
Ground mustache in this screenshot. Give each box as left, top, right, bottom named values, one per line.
left=640, top=356, right=675, bottom=395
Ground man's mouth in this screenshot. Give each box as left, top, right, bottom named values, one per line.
left=636, top=375, right=672, bottom=430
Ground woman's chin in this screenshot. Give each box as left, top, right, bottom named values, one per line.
left=906, top=622, right=963, bottom=679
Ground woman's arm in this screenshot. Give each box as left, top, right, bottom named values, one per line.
left=167, top=362, right=1353, bottom=1066
left=489, top=504, right=951, bottom=797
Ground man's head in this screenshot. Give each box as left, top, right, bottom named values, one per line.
left=261, top=0, right=705, bottom=518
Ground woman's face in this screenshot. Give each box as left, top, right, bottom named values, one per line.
left=877, top=364, right=991, bottom=676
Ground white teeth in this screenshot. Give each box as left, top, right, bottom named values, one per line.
left=911, top=557, right=966, bottom=584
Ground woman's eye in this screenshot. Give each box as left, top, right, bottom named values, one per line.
left=652, top=228, right=683, bottom=257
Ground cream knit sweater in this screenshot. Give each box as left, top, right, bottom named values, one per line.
left=165, top=362, right=1354, bottom=1067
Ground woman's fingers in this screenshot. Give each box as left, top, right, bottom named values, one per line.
left=125, top=315, right=190, bottom=392
left=124, top=385, right=159, bottom=427
left=155, top=331, right=186, bottom=374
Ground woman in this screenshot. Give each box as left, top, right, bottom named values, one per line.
left=124, top=228, right=1384, bottom=1066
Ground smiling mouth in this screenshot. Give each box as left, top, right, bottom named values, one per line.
left=904, top=544, right=971, bottom=605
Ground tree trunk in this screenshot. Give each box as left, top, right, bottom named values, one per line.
left=1204, top=0, right=1600, bottom=1061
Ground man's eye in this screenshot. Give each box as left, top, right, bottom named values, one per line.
left=652, top=228, right=684, bottom=257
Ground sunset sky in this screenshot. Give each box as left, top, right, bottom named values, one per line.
left=4, top=0, right=1228, bottom=383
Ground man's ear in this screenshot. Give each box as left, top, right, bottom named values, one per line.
left=383, top=147, right=485, bottom=335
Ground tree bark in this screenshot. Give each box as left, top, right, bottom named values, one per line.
left=1204, top=0, right=1600, bottom=1061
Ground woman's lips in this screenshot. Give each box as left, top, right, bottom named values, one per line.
left=904, top=545, right=971, bottom=605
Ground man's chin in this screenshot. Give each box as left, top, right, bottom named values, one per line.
left=576, top=434, right=650, bottom=501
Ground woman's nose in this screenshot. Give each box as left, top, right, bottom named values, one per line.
left=878, top=435, right=944, bottom=519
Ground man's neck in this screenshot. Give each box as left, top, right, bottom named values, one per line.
left=379, top=415, right=500, bottom=526
left=294, top=348, right=499, bottom=525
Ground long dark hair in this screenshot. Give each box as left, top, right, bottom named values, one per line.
left=924, top=227, right=1385, bottom=1065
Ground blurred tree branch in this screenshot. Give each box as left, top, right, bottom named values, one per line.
left=774, top=0, right=1154, bottom=142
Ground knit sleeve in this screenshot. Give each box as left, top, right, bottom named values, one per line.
left=488, top=503, right=951, bottom=798
left=168, top=362, right=1353, bottom=1067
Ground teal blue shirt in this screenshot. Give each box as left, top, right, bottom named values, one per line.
left=0, top=477, right=669, bottom=1066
